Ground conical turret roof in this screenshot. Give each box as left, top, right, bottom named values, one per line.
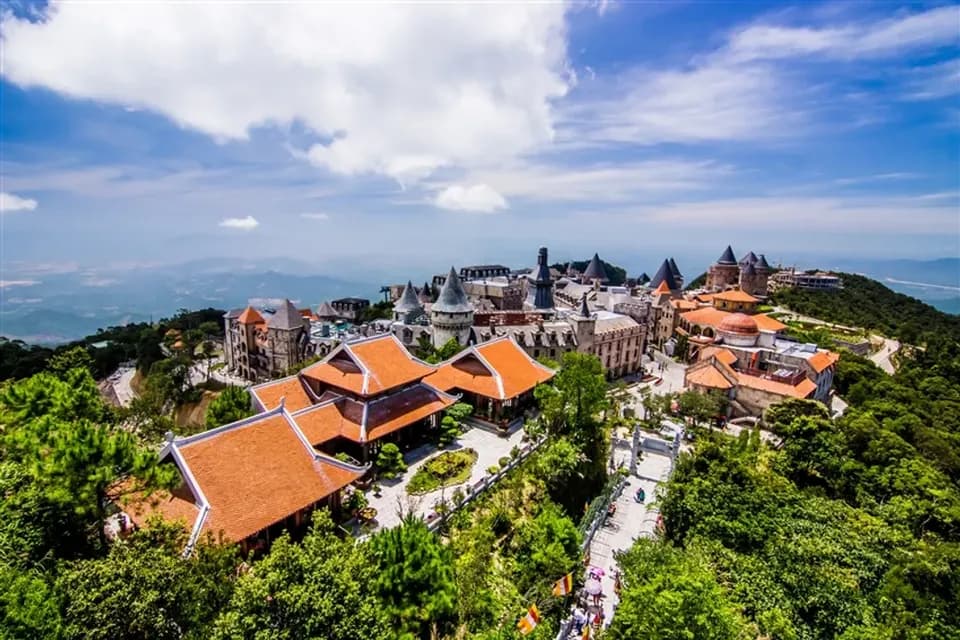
left=579, top=294, right=591, bottom=318
left=756, top=254, right=772, bottom=271
left=741, top=261, right=757, bottom=276
left=583, top=253, right=606, bottom=280
left=316, top=301, right=338, bottom=318
left=717, top=246, right=737, bottom=265
left=394, top=281, right=423, bottom=312
left=638, top=272, right=650, bottom=284
left=649, top=259, right=679, bottom=292
left=739, top=251, right=758, bottom=266
left=668, top=257, right=682, bottom=278
left=267, top=299, right=303, bottom=330
left=432, top=267, right=473, bottom=313
left=419, top=281, right=434, bottom=303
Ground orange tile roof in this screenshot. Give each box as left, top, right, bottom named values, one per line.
left=653, top=280, right=672, bottom=295
left=302, top=335, right=435, bottom=397
left=121, top=484, right=200, bottom=534
left=237, top=306, right=264, bottom=325
left=178, top=413, right=361, bottom=543
left=427, top=337, right=555, bottom=400
left=695, top=293, right=714, bottom=303
left=701, top=346, right=738, bottom=366
left=753, top=314, right=788, bottom=332
left=292, top=385, right=455, bottom=445
left=252, top=376, right=314, bottom=413
left=686, top=362, right=735, bottom=390
left=671, top=299, right=699, bottom=311
left=680, top=306, right=731, bottom=328
left=713, top=289, right=758, bottom=303
left=736, top=373, right=816, bottom=398
left=807, top=350, right=840, bottom=373
left=365, top=385, right=456, bottom=442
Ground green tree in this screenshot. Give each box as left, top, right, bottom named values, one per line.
left=608, top=540, right=749, bottom=640
left=214, top=512, right=389, bottom=640
left=369, top=515, right=456, bottom=639
left=205, top=386, right=253, bottom=428
left=57, top=521, right=238, bottom=640
left=47, top=346, right=95, bottom=378
left=677, top=389, right=722, bottom=429
left=376, top=443, right=407, bottom=479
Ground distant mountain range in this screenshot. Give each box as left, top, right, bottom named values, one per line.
left=0, top=258, right=380, bottom=344
left=2, top=255, right=956, bottom=345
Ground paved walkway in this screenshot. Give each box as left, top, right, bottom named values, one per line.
left=583, top=444, right=674, bottom=631
left=366, top=426, right=526, bottom=530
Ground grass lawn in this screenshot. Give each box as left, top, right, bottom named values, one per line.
left=407, top=448, right=479, bottom=495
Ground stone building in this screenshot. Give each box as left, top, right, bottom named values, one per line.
left=527, top=246, right=556, bottom=310
left=330, top=298, right=370, bottom=322
left=224, top=300, right=313, bottom=380
left=430, top=267, right=475, bottom=348
left=702, top=246, right=772, bottom=296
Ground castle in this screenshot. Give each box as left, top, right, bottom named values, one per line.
left=705, top=246, right=772, bottom=296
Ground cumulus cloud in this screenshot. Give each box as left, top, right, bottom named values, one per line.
left=1, top=3, right=570, bottom=182
left=219, top=216, right=259, bottom=230
left=0, top=191, right=38, bottom=213
left=435, top=184, right=508, bottom=213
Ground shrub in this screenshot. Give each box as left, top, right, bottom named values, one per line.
left=406, top=449, right=478, bottom=495
left=510, top=445, right=522, bottom=460
left=498, top=456, right=511, bottom=468
left=487, top=464, right=500, bottom=475
left=376, top=443, right=407, bottom=479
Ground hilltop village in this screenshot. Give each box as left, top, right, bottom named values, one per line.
left=112, top=245, right=845, bottom=554
left=224, top=246, right=842, bottom=419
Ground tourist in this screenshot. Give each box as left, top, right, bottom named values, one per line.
left=572, top=606, right=587, bottom=633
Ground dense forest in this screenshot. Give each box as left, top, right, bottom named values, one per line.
left=772, top=273, right=960, bottom=343
left=0, top=308, right=226, bottom=381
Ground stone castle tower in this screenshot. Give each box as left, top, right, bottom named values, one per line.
left=569, top=294, right=597, bottom=355
left=706, top=245, right=740, bottom=291
left=431, top=267, right=474, bottom=348
left=531, top=247, right=555, bottom=309
left=393, top=280, right=425, bottom=325
left=267, top=299, right=308, bottom=375
left=738, top=252, right=771, bottom=297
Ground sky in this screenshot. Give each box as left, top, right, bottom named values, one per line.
left=1, top=0, right=958, bottom=281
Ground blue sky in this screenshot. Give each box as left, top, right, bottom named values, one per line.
left=1, top=0, right=958, bottom=282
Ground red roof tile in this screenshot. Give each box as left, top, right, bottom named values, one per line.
left=807, top=350, right=840, bottom=373
left=237, top=306, right=264, bottom=325
left=251, top=376, right=314, bottom=413
left=302, top=335, right=435, bottom=397
left=427, top=337, right=554, bottom=400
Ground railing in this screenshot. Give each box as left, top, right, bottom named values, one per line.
left=425, top=435, right=548, bottom=532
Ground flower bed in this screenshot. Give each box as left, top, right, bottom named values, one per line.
left=406, top=448, right=478, bottom=495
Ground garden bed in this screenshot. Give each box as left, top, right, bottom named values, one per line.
left=406, top=448, right=478, bottom=495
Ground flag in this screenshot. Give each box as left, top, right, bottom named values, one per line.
left=517, top=604, right=540, bottom=635
left=552, top=573, right=573, bottom=596
left=581, top=624, right=591, bottom=639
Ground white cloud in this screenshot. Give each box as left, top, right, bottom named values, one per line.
left=902, top=58, right=960, bottom=101
left=219, top=216, right=259, bottom=230
left=434, top=184, right=508, bottom=213
left=2, top=3, right=570, bottom=182
left=833, top=172, right=918, bottom=186
left=459, top=160, right=731, bottom=202
left=0, top=280, right=41, bottom=289
left=726, top=6, right=960, bottom=62
left=0, top=191, right=38, bottom=213
left=300, top=212, right=330, bottom=220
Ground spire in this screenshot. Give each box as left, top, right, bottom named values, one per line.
left=267, top=299, right=302, bottom=330
left=532, top=247, right=555, bottom=309
left=579, top=294, right=591, bottom=318
left=668, top=257, right=682, bottom=278
left=419, top=281, right=434, bottom=303
left=432, top=267, right=473, bottom=313
left=756, top=254, right=772, bottom=271
left=394, top=281, right=422, bottom=312
left=316, top=300, right=338, bottom=319
left=638, top=272, right=650, bottom=284
left=649, top=259, right=679, bottom=292
left=739, top=251, right=758, bottom=266
left=582, top=253, right=606, bottom=281
left=717, top=246, right=737, bottom=265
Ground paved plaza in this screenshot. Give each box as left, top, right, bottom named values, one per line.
left=366, top=425, right=527, bottom=530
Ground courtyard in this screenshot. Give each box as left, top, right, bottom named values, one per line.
left=364, top=424, right=528, bottom=531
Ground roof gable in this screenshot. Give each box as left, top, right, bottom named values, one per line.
left=237, top=306, right=264, bottom=324
left=302, top=334, right=436, bottom=397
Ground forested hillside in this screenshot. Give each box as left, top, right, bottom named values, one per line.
left=611, top=332, right=960, bottom=639
left=772, top=272, right=960, bottom=343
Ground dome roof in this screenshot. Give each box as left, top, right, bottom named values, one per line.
left=719, top=313, right=759, bottom=335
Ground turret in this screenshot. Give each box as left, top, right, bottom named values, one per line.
left=430, top=267, right=474, bottom=347
left=531, top=247, right=555, bottom=310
